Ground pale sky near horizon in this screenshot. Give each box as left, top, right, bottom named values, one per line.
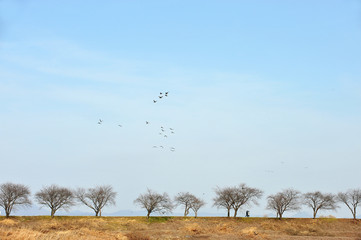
left=1, top=0, right=361, bottom=218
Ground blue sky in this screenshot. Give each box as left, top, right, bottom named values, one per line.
left=0, top=0, right=361, bottom=217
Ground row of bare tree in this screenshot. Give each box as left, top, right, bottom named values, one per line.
left=0, top=182, right=360, bottom=220
left=0, top=183, right=116, bottom=218
left=134, top=189, right=205, bottom=219
left=213, top=184, right=361, bottom=220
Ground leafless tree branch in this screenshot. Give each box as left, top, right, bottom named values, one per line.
left=134, top=189, right=173, bottom=219
left=0, top=182, right=32, bottom=217
left=303, top=191, right=338, bottom=219
left=337, top=189, right=361, bottom=220
left=267, top=188, right=301, bottom=219
left=74, top=185, right=116, bottom=216
left=35, top=185, right=75, bottom=218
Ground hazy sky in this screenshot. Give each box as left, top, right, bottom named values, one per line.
left=1, top=0, right=361, bottom=217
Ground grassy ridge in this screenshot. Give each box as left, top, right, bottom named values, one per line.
left=0, top=216, right=360, bottom=239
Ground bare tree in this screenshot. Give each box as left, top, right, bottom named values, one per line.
left=303, top=191, right=338, bottom=219
left=190, top=196, right=206, bottom=218
left=75, top=185, right=116, bottom=216
left=337, top=189, right=361, bottom=220
left=231, top=183, right=263, bottom=217
left=35, top=185, right=75, bottom=218
left=267, top=188, right=301, bottom=219
left=175, top=192, right=195, bottom=216
left=0, top=182, right=32, bottom=217
left=134, top=189, right=173, bottom=219
left=213, top=187, right=234, bottom=217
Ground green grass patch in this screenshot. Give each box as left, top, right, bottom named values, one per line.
left=147, top=216, right=173, bottom=223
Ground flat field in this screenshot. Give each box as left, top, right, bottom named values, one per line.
left=0, top=216, right=360, bottom=240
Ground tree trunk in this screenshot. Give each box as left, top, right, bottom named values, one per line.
left=99, top=209, right=102, bottom=217
left=313, top=210, right=317, bottom=219
left=233, top=208, right=238, bottom=217
left=184, top=208, right=188, bottom=217
left=279, top=213, right=283, bottom=220
left=353, top=207, right=357, bottom=220
left=195, top=211, right=198, bottom=218
left=95, top=211, right=99, bottom=217
left=51, top=209, right=55, bottom=218
left=147, top=211, right=151, bottom=219
left=5, top=206, right=10, bottom=218
left=227, top=208, right=230, bottom=217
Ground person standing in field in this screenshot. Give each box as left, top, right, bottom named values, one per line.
left=246, top=210, right=250, bottom=217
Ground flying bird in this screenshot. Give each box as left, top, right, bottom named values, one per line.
left=158, top=96, right=163, bottom=99
left=118, top=124, right=122, bottom=127
left=164, top=135, right=167, bottom=138
left=160, top=92, right=163, bottom=95
left=146, top=121, right=149, bottom=124
left=98, top=119, right=103, bottom=124
left=153, top=100, right=157, bottom=103
left=165, top=91, right=169, bottom=96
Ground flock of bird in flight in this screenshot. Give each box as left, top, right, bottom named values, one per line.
left=96, top=91, right=309, bottom=171
left=152, top=91, right=169, bottom=103
left=97, top=91, right=176, bottom=152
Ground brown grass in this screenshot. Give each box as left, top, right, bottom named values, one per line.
left=0, top=216, right=360, bottom=240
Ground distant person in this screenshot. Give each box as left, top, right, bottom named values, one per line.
left=246, top=210, right=250, bottom=217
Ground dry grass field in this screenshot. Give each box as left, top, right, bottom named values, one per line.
left=0, top=216, right=361, bottom=240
